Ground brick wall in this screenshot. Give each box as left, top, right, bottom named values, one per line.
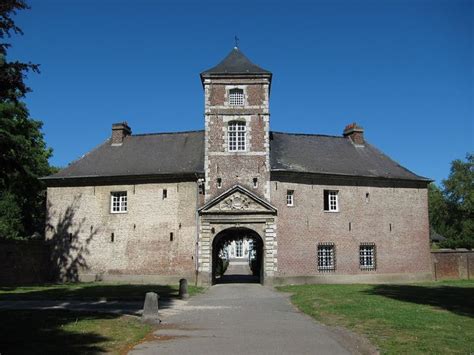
left=46, top=181, right=198, bottom=282
left=432, top=250, right=473, bottom=280
left=271, top=177, right=433, bottom=283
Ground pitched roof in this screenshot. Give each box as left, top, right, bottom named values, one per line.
left=270, top=132, right=429, bottom=181
left=201, top=47, right=271, bottom=76
left=43, top=130, right=428, bottom=183
left=44, top=131, right=205, bottom=180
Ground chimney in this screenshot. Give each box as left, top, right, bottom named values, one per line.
left=343, top=122, right=364, bottom=145
left=111, top=122, right=131, bottom=145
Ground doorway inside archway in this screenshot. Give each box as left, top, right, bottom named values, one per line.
left=212, top=227, right=263, bottom=285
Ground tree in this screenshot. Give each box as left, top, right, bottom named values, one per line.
left=0, top=1, right=54, bottom=238
left=430, top=153, right=474, bottom=249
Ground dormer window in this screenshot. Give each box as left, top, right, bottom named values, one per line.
left=228, top=121, right=246, bottom=151
left=229, top=88, right=244, bottom=106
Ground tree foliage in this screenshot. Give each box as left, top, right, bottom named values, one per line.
left=0, top=1, right=54, bottom=239
left=429, top=153, right=474, bottom=249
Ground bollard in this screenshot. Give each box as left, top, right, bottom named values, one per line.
left=141, top=292, right=160, bottom=324
left=179, top=278, right=189, bottom=299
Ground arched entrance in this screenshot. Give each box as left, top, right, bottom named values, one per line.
left=212, top=227, right=264, bottom=285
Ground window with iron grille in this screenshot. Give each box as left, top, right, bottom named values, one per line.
left=110, top=192, right=127, bottom=213
left=323, top=190, right=339, bottom=212
left=317, top=243, right=335, bottom=271
left=286, top=190, right=294, bottom=206
left=228, top=121, right=246, bottom=151
left=229, top=88, right=244, bottom=106
left=359, top=243, right=376, bottom=270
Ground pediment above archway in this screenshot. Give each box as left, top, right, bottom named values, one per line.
left=199, top=185, right=277, bottom=215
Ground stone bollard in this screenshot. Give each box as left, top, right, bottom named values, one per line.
left=141, top=292, right=160, bottom=324
left=179, top=278, right=189, bottom=300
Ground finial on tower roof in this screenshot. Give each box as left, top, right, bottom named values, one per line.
left=234, top=35, right=239, bottom=49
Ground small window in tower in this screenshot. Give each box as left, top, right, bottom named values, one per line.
left=217, top=178, right=222, bottom=189
left=229, top=88, right=244, bottom=106
left=162, top=189, right=167, bottom=199
left=228, top=121, right=246, bottom=152
left=253, top=178, right=258, bottom=188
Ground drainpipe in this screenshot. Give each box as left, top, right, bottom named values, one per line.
left=194, top=175, right=204, bottom=286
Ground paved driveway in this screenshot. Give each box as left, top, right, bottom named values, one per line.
left=131, top=284, right=373, bottom=355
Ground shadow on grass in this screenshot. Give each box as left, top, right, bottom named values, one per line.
left=0, top=310, right=118, bottom=354
left=365, top=284, right=474, bottom=318
left=0, top=283, right=179, bottom=307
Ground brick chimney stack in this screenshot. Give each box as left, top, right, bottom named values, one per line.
left=111, top=122, right=132, bottom=145
left=343, top=122, right=364, bottom=145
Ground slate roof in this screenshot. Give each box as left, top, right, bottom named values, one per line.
left=270, top=132, right=428, bottom=181
left=45, top=131, right=205, bottom=180
left=44, top=130, right=428, bottom=182
left=201, top=47, right=271, bottom=76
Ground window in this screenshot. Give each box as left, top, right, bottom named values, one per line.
left=229, top=88, right=244, bottom=106
left=323, top=190, right=339, bottom=212
left=217, top=178, right=222, bottom=189
left=111, top=192, right=127, bottom=213
left=360, top=243, right=376, bottom=270
left=286, top=190, right=294, bottom=206
left=162, top=189, right=167, bottom=199
left=228, top=121, right=246, bottom=152
left=253, top=178, right=258, bottom=188
left=235, top=240, right=243, bottom=257
left=317, top=243, right=335, bottom=271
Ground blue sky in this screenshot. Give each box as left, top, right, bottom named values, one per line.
left=9, top=0, right=473, bottom=184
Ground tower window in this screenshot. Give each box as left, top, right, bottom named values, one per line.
left=217, top=178, right=222, bottom=188
left=228, top=121, right=246, bottom=151
left=229, top=88, right=244, bottom=106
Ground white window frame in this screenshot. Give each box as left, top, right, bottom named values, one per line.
left=317, top=243, right=335, bottom=271
left=359, top=243, right=376, bottom=270
left=324, top=190, right=339, bottom=212
left=229, top=88, right=244, bottom=106
left=228, top=121, right=246, bottom=152
left=110, top=191, right=127, bottom=213
left=235, top=240, right=243, bottom=258
left=286, top=190, right=294, bottom=206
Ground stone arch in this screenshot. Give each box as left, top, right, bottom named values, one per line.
left=211, top=227, right=264, bottom=285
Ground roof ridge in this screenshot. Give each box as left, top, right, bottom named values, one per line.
left=132, top=130, right=204, bottom=137
left=271, top=131, right=344, bottom=139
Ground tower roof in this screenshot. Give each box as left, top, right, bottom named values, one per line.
left=201, top=47, right=271, bottom=78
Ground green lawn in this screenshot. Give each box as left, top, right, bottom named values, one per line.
left=0, top=310, right=153, bottom=354
left=0, top=282, right=203, bottom=301
left=278, top=280, right=474, bottom=354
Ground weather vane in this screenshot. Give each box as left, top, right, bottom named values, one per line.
left=234, top=35, right=240, bottom=48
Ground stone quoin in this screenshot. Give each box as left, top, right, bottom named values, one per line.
left=42, top=47, right=433, bottom=285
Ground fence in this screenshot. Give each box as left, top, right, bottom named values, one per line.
left=0, top=240, right=51, bottom=285
left=431, top=249, right=473, bottom=280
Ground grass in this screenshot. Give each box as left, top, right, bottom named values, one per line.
left=277, top=280, right=474, bottom=354
left=0, top=282, right=203, bottom=301
left=0, top=310, right=153, bottom=354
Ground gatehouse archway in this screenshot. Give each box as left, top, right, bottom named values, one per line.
left=212, top=227, right=264, bottom=285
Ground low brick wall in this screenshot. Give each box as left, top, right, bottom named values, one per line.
left=431, top=249, right=473, bottom=280
left=0, top=240, right=52, bottom=285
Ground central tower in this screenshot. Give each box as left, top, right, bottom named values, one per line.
left=200, top=47, right=272, bottom=202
